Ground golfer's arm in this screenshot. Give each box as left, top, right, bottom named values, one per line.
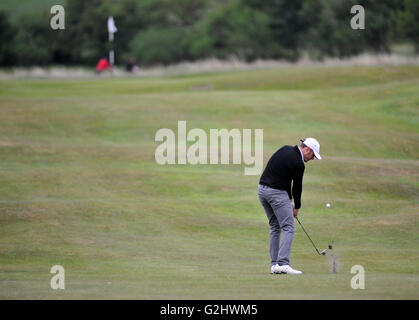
left=292, top=169, right=304, bottom=209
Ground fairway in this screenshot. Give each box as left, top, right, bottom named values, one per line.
left=0, top=65, right=418, bottom=299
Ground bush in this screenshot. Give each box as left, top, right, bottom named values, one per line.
left=401, top=0, right=419, bottom=52
left=13, top=13, right=54, bottom=66
left=130, top=27, right=186, bottom=65
left=0, top=12, right=16, bottom=66
left=184, top=0, right=279, bottom=61
left=302, top=0, right=399, bottom=59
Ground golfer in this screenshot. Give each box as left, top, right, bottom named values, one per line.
left=258, top=138, right=321, bottom=275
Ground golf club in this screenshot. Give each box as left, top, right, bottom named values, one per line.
left=295, top=216, right=327, bottom=256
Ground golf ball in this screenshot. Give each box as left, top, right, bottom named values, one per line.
left=326, top=203, right=331, bottom=208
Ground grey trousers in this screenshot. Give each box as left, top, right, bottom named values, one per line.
left=258, top=184, right=296, bottom=266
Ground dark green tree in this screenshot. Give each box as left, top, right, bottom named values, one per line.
left=243, top=0, right=309, bottom=60
left=130, top=26, right=186, bottom=65
left=13, top=13, right=55, bottom=66
left=359, top=0, right=404, bottom=52
left=184, top=0, right=277, bottom=61
left=65, top=0, right=112, bottom=64
left=0, top=12, right=16, bottom=66
left=400, top=0, right=419, bottom=52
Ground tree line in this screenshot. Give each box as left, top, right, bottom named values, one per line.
left=0, top=0, right=418, bottom=67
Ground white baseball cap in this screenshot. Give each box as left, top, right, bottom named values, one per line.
left=301, top=138, right=322, bottom=160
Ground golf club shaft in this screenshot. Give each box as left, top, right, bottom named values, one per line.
left=295, top=217, right=321, bottom=255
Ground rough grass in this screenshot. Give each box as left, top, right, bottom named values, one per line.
left=0, top=65, right=418, bottom=299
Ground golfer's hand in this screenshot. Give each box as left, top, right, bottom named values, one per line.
left=293, top=208, right=299, bottom=218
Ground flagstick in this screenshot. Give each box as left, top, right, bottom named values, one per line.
left=108, top=17, right=115, bottom=77
left=109, top=50, right=114, bottom=78
left=109, top=32, right=114, bottom=77
left=109, top=32, right=114, bottom=66
left=108, top=17, right=116, bottom=77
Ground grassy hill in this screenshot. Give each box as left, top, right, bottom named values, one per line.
left=0, top=65, right=418, bottom=299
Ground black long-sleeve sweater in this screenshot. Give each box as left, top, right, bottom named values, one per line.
left=259, top=145, right=305, bottom=209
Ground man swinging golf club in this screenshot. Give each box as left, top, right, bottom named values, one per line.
left=258, top=138, right=322, bottom=275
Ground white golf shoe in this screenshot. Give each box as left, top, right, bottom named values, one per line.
left=270, top=264, right=302, bottom=275
left=270, top=264, right=281, bottom=274
left=277, top=265, right=303, bottom=275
